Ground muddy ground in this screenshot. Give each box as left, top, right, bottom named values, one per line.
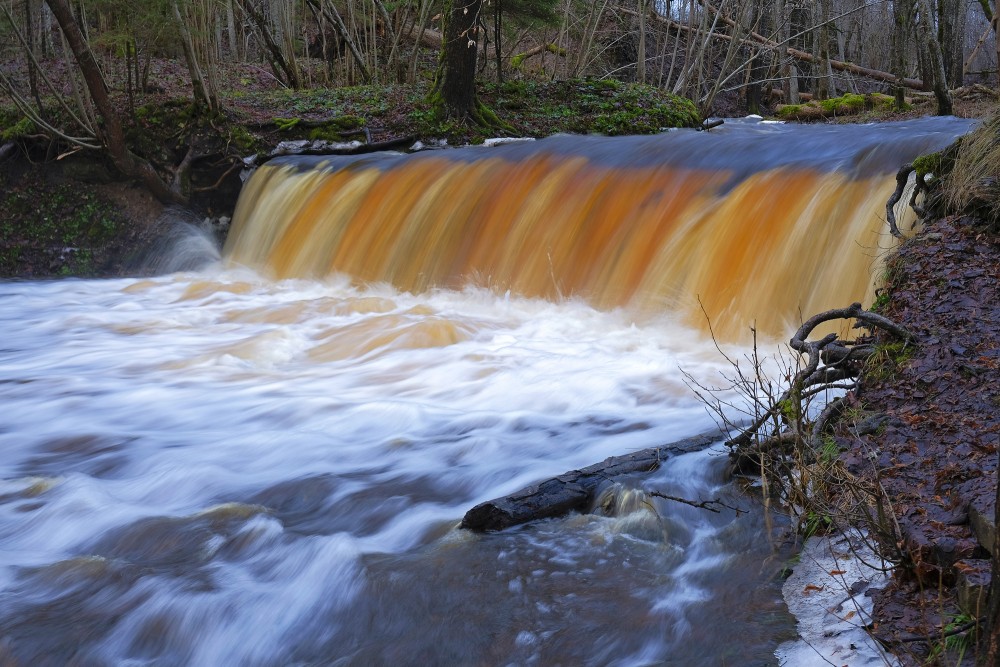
left=834, top=214, right=1000, bottom=664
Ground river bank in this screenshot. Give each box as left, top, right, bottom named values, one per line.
left=830, top=210, right=1000, bottom=664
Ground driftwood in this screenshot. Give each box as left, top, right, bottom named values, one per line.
left=885, top=162, right=934, bottom=239
left=460, top=430, right=722, bottom=531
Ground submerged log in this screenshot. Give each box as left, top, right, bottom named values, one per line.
left=460, top=430, right=722, bottom=531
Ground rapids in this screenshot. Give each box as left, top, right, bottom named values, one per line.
left=0, top=117, right=973, bottom=665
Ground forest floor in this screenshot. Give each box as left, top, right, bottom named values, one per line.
left=832, top=214, right=1000, bottom=665
left=0, top=69, right=704, bottom=278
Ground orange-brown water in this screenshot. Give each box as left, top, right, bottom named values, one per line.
left=0, top=119, right=975, bottom=666
left=224, top=127, right=935, bottom=340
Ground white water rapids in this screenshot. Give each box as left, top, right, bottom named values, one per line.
left=1, top=118, right=976, bottom=665
left=0, top=269, right=793, bottom=665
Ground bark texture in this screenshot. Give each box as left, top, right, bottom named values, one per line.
left=434, top=0, right=482, bottom=121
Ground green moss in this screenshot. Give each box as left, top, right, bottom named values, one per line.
left=1, top=116, right=35, bottom=142
left=482, top=79, right=698, bottom=135
left=776, top=93, right=897, bottom=121
left=273, top=117, right=301, bottom=131
left=226, top=125, right=258, bottom=152
left=912, top=151, right=943, bottom=178
left=864, top=339, right=915, bottom=383
left=305, top=116, right=366, bottom=141
left=775, top=104, right=802, bottom=118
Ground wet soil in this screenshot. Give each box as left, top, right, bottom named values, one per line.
left=836, top=214, right=1000, bottom=664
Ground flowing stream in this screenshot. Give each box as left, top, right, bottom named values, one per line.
left=0, top=117, right=973, bottom=665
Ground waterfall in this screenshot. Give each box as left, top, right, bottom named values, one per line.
left=225, top=118, right=971, bottom=338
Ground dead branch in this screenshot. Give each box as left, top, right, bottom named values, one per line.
left=193, top=159, right=243, bottom=193
left=647, top=490, right=745, bottom=514
left=645, top=1, right=927, bottom=91
left=886, top=163, right=915, bottom=238
left=510, top=43, right=566, bottom=69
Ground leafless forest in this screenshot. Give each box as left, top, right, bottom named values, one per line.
left=2, top=0, right=997, bottom=117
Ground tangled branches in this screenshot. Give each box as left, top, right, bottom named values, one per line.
left=727, top=302, right=918, bottom=456
left=886, top=163, right=922, bottom=238
left=685, top=302, right=918, bottom=535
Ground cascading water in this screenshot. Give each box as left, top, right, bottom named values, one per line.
left=0, top=117, right=972, bottom=665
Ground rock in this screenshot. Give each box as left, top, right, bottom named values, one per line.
left=954, top=559, right=991, bottom=617
left=968, top=500, right=996, bottom=555
left=482, top=137, right=536, bottom=147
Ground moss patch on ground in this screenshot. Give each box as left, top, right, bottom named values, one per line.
left=220, top=79, right=699, bottom=147
left=484, top=79, right=701, bottom=136
left=775, top=93, right=900, bottom=122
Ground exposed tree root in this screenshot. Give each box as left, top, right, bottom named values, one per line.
left=727, top=302, right=918, bottom=463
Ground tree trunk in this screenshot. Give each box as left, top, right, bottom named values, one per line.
left=814, top=0, right=834, bottom=98
left=172, top=0, right=216, bottom=114
left=892, top=0, right=914, bottom=109
left=44, top=0, right=186, bottom=206
left=916, top=0, right=953, bottom=115
left=636, top=0, right=646, bottom=84
left=242, top=0, right=308, bottom=87
left=494, top=0, right=502, bottom=83
left=434, top=0, right=482, bottom=121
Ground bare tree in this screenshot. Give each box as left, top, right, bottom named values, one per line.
left=43, top=0, right=187, bottom=205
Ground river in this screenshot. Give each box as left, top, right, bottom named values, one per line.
left=0, top=117, right=973, bottom=665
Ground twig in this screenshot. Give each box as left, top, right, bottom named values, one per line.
left=648, top=490, right=745, bottom=515
left=889, top=618, right=982, bottom=644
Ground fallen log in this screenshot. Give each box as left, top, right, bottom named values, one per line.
left=399, top=21, right=442, bottom=49
left=460, top=430, right=722, bottom=531
left=624, top=4, right=925, bottom=91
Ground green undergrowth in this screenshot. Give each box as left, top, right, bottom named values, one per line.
left=0, top=183, right=129, bottom=277
left=484, top=78, right=701, bottom=136
left=236, top=79, right=699, bottom=144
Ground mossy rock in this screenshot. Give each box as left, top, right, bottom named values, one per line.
left=775, top=93, right=897, bottom=122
